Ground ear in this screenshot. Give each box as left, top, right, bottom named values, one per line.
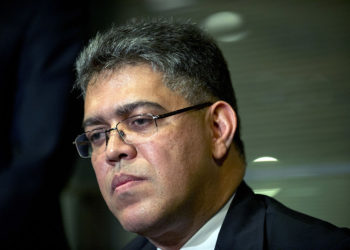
left=208, top=101, right=237, bottom=160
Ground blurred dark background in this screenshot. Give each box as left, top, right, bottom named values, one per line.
left=61, top=0, right=350, bottom=249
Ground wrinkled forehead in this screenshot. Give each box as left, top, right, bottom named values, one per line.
left=85, top=64, right=167, bottom=99
left=85, top=62, right=167, bottom=95
left=83, top=64, right=191, bottom=122
left=85, top=70, right=116, bottom=96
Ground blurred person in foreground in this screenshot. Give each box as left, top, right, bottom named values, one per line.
left=73, top=18, right=350, bottom=250
left=0, top=0, right=85, bottom=249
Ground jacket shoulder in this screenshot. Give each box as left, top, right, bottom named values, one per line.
left=259, top=194, right=350, bottom=249
left=122, top=236, right=155, bottom=250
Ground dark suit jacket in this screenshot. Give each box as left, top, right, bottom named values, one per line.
left=123, top=181, right=350, bottom=250
left=0, top=1, right=86, bottom=249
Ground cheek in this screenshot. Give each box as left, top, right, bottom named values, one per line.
left=140, top=132, right=182, bottom=167
left=137, top=129, right=204, bottom=192
left=91, top=156, right=110, bottom=191
left=137, top=136, right=182, bottom=185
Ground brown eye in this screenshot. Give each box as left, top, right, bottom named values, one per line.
left=87, top=129, right=106, bottom=146
left=126, top=115, right=154, bottom=132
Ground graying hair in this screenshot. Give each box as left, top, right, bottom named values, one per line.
left=75, top=18, right=245, bottom=159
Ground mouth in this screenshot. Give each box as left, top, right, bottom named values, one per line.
left=111, top=174, right=145, bottom=192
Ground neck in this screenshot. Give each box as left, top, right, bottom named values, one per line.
left=147, top=149, right=245, bottom=250
left=145, top=202, right=214, bottom=249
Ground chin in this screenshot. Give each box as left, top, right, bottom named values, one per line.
left=120, top=214, right=157, bottom=235
left=115, top=203, right=158, bottom=234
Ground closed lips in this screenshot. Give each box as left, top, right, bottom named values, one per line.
left=112, top=174, right=145, bottom=190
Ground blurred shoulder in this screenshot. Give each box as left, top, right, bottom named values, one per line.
left=122, top=235, right=155, bottom=250
left=258, top=194, right=350, bottom=249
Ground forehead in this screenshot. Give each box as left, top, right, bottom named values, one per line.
left=84, top=64, right=188, bottom=123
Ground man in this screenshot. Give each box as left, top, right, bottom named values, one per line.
left=73, top=18, right=350, bottom=249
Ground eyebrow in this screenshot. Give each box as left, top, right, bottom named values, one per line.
left=82, top=101, right=165, bottom=130
left=115, top=101, right=165, bottom=116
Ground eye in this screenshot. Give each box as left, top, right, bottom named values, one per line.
left=86, top=129, right=106, bottom=146
left=126, top=115, right=154, bottom=132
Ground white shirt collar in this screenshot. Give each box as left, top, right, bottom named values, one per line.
left=156, top=194, right=235, bottom=250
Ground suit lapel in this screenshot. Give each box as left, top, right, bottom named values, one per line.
left=215, top=181, right=266, bottom=250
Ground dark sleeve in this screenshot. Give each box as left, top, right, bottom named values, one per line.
left=0, top=0, right=86, bottom=248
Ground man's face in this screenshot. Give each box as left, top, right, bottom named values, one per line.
left=84, top=64, right=217, bottom=236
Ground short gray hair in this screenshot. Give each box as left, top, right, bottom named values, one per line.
left=75, top=17, right=245, bottom=159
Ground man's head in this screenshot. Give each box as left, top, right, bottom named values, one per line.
left=74, top=18, right=246, bottom=247
left=76, top=18, right=244, bottom=158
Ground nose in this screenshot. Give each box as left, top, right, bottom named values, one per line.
left=105, top=129, right=137, bottom=162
